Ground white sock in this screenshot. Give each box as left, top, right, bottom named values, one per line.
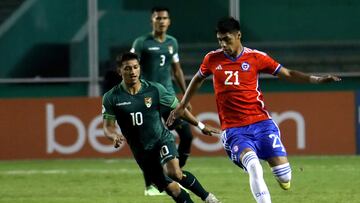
left=242, top=151, right=271, bottom=203
left=271, top=163, right=292, bottom=183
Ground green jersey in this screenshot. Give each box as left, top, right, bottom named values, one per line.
left=131, top=33, right=179, bottom=95
left=102, top=79, right=179, bottom=153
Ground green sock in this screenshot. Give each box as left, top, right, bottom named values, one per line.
left=143, top=173, right=152, bottom=187
left=178, top=171, right=209, bottom=200
left=172, top=189, right=193, bottom=203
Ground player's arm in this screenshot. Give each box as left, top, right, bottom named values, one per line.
left=103, top=119, right=124, bottom=148
left=171, top=61, right=193, bottom=111
left=170, top=39, right=187, bottom=94
left=130, top=37, right=143, bottom=55
left=180, top=107, right=221, bottom=136
left=277, top=67, right=341, bottom=84
left=166, top=74, right=206, bottom=125
left=171, top=62, right=187, bottom=94
left=102, top=94, right=124, bottom=148
left=155, top=81, right=219, bottom=136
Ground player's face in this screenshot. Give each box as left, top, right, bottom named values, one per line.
left=151, top=11, right=171, bottom=33
left=119, top=59, right=140, bottom=86
left=216, top=32, right=241, bottom=57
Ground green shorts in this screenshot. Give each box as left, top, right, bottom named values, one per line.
left=134, top=139, right=178, bottom=191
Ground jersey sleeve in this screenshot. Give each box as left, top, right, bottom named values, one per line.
left=198, top=53, right=212, bottom=78
left=151, top=82, right=179, bottom=109
left=255, top=50, right=282, bottom=75
left=172, top=38, right=180, bottom=63
left=102, top=92, right=116, bottom=120
left=130, top=37, right=143, bottom=55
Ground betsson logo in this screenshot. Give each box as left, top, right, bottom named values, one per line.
left=46, top=103, right=123, bottom=154
left=45, top=103, right=305, bottom=155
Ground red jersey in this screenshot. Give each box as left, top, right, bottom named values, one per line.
left=198, top=47, right=282, bottom=130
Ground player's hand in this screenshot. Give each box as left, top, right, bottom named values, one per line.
left=201, top=124, right=222, bottom=136
left=186, top=103, right=192, bottom=112
left=318, top=75, right=341, bottom=83
left=166, top=105, right=186, bottom=126
left=113, top=134, right=125, bottom=148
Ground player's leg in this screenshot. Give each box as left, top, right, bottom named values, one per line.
left=222, top=127, right=271, bottom=203
left=268, top=157, right=291, bottom=190
left=161, top=141, right=221, bottom=203
left=165, top=181, right=193, bottom=203
left=258, top=119, right=292, bottom=190
left=174, top=122, right=193, bottom=167
left=143, top=164, right=164, bottom=195
left=143, top=159, right=193, bottom=202
left=143, top=171, right=165, bottom=196
left=163, top=110, right=193, bottom=168
left=140, top=120, right=166, bottom=196
left=135, top=152, right=165, bottom=196
left=240, top=148, right=272, bottom=203
left=164, top=158, right=221, bottom=203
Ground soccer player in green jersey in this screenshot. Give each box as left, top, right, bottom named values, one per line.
left=130, top=6, right=194, bottom=195
left=102, top=52, right=221, bottom=203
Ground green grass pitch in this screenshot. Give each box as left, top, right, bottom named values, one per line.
left=0, top=156, right=359, bottom=203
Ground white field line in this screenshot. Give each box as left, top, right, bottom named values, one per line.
left=0, top=167, right=236, bottom=175
left=1, top=165, right=357, bottom=176
left=1, top=168, right=140, bottom=175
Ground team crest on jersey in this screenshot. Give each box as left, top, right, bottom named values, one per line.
left=144, top=97, right=152, bottom=108
left=232, top=145, right=239, bottom=153
left=241, top=62, right=250, bottom=71
left=168, top=46, right=174, bottom=54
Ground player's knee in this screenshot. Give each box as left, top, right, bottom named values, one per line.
left=167, top=168, right=183, bottom=181
left=271, top=163, right=292, bottom=183
left=242, top=151, right=264, bottom=179
left=165, top=181, right=181, bottom=197
left=241, top=151, right=259, bottom=168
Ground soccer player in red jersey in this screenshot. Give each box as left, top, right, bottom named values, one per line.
left=167, top=17, right=341, bottom=203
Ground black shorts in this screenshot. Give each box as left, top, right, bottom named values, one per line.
left=134, top=139, right=178, bottom=191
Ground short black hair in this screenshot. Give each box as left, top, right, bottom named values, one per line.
left=216, top=17, right=240, bottom=34
left=116, top=52, right=139, bottom=67
left=151, top=6, right=170, bottom=14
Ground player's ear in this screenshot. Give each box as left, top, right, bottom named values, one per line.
left=237, top=31, right=241, bottom=39
left=116, top=66, right=122, bottom=75
left=150, top=13, right=155, bottom=25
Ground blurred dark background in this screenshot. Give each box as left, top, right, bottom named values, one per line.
left=0, top=0, right=359, bottom=97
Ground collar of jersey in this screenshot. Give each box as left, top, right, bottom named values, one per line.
left=120, top=79, right=147, bottom=95
left=149, top=32, right=168, bottom=43
left=223, top=47, right=244, bottom=62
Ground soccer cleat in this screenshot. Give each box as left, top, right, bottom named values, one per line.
left=144, top=185, right=166, bottom=196
left=278, top=181, right=291, bottom=190
left=205, top=193, right=221, bottom=203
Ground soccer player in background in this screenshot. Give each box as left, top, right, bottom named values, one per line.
left=167, top=17, right=341, bottom=203
left=130, top=7, right=194, bottom=196
left=102, top=52, right=221, bottom=203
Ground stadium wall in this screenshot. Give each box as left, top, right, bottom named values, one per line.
left=0, top=0, right=359, bottom=94
left=0, top=91, right=356, bottom=160
left=357, top=91, right=360, bottom=154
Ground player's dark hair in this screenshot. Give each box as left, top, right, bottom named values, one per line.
left=116, top=52, right=139, bottom=67
left=216, top=17, right=240, bottom=34
left=151, top=6, right=170, bottom=14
